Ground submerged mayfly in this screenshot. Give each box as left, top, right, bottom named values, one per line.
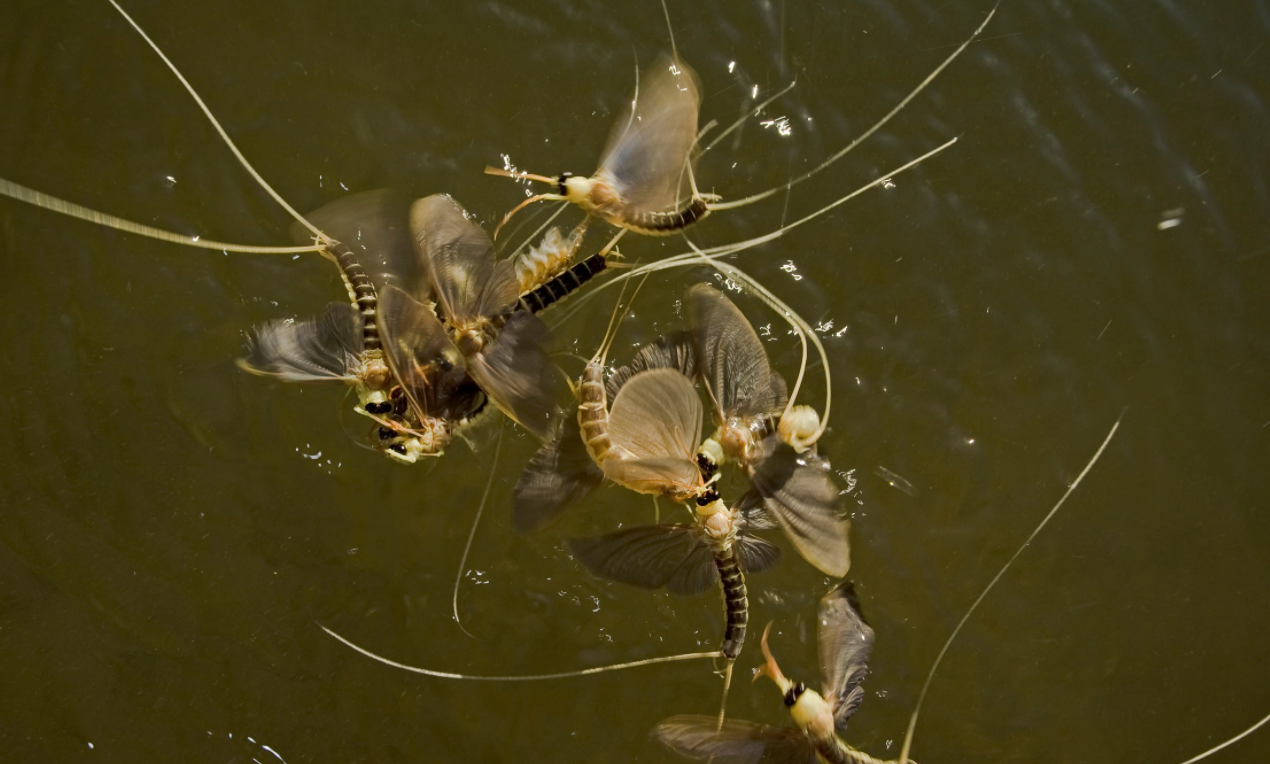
left=486, top=53, right=719, bottom=239
left=654, top=584, right=905, bottom=764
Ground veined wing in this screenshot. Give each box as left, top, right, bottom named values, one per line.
left=595, top=53, right=702, bottom=216
left=689, top=283, right=787, bottom=422
left=746, top=436, right=851, bottom=578
left=608, top=368, right=702, bottom=460
left=465, top=310, right=560, bottom=439
left=294, top=189, right=420, bottom=292
left=377, top=284, right=465, bottom=419
left=651, top=715, right=817, bottom=764
left=512, top=411, right=603, bottom=534
left=819, top=584, right=875, bottom=730
left=568, top=524, right=716, bottom=596
left=606, top=367, right=703, bottom=497
left=602, top=456, right=703, bottom=499
left=238, top=302, right=362, bottom=382
left=734, top=533, right=783, bottom=575
left=410, top=194, right=519, bottom=327
left=605, top=330, right=697, bottom=401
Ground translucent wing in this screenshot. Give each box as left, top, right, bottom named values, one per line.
left=605, top=330, right=697, bottom=401
left=608, top=368, right=702, bottom=460
left=465, top=311, right=560, bottom=439
left=238, top=302, right=362, bottom=382
left=734, top=533, right=783, bottom=575
left=410, top=194, right=519, bottom=327
left=651, top=715, right=817, bottom=764
left=294, top=189, right=420, bottom=293
left=818, top=584, right=875, bottom=730
left=601, top=456, right=703, bottom=499
left=689, top=283, right=788, bottom=421
left=568, top=524, right=717, bottom=596
left=595, top=54, right=702, bottom=216
left=377, top=284, right=466, bottom=419
left=746, top=436, right=851, bottom=577
left=511, top=412, right=604, bottom=534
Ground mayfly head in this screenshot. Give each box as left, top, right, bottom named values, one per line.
left=778, top=405, right=820, bottom=453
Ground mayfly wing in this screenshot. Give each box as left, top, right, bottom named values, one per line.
left=465, top=310, right=561, bottom=439
left=595, top=53, right=703, bottom=216
left=511, top=411, right=604, bottom=534
left=292, top=189, right=420, bottom=291
left=651, top=715, right=817, bottom=764
left=688, top=283, right=788, bottom=421
left=377, top=284, right=465, bottom=419
left=604, top=330, right=697, bottom=401
left=747, top=436, right=851, bottom=578
left=733, top=533, right=783, bottom=575
left=608, top=368, right=702, bottom=460
left=818, top=584, right=875, bottom=730
left=410, top=194, right=519, bottom=327
left=568, top=524, right=717, bottom=596
left=605, top=367, right=704, bottom=496
left=238, top=302, right=362, bottom=382
left=601, top=456, right=704, bottom=498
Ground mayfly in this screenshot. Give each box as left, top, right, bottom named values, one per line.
left=689, top=283, right=851, bottom=578
left=485, top=53, right=719, bottom=240
left=236, top=191, right=483, bottom=462
left=517, top=284, right=851, bottom=578
left=653, top=584, right=905, bottom=764
left=409, top=194, right=563, bottom=439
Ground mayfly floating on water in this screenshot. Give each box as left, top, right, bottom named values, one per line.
left=515, top=284, right=850, bottom=578
left=654, top=584, right=905, bottom=764
left=407, top=194, right=565, bottom=440
left=689, top=283, right=850, bottom=578
left=486, top=53, right=719, bottom=240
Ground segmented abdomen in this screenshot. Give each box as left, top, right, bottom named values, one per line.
left=622, top=196, right=711, bottom=236
left=578, top=362, right=617, bottom=465
left=713, top=546, right=747, bottom=660
left=328, top=240, right=380, bottom=351
left=519, top=253, right=607, bottom=314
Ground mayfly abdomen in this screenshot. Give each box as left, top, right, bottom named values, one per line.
left=519, top=253, right=607, bottom=314
left=578, top=362, right=617, bottom=464
left=713, top=546, right=747, bottom=659
left=624, top=197, right=711, bottom=237
left=327, top=240, right=380, bottom=351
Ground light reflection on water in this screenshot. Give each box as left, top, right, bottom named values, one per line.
left=1, top=0, right=1268, bottom=762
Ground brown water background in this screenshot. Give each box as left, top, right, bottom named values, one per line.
left=2, top=1, right=1269, bottom=762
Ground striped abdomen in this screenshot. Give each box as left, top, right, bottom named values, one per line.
left=327, top=240, right=380, bottom=351
left=713, top=545, right=747, bottom=660
left=518, top=253, right=607, bottom=314
left=621, top=196, right=712, bottom=236
left=578, top=362, right=619, bottom=465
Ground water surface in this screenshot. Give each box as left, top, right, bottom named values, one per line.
left=1, top=1, right=1268, bottom=762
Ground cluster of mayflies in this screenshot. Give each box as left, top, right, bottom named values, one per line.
left=17, top=4, right=1254, bottom=764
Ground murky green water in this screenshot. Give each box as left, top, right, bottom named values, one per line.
left=2, top=1, right=1268, bottom=762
